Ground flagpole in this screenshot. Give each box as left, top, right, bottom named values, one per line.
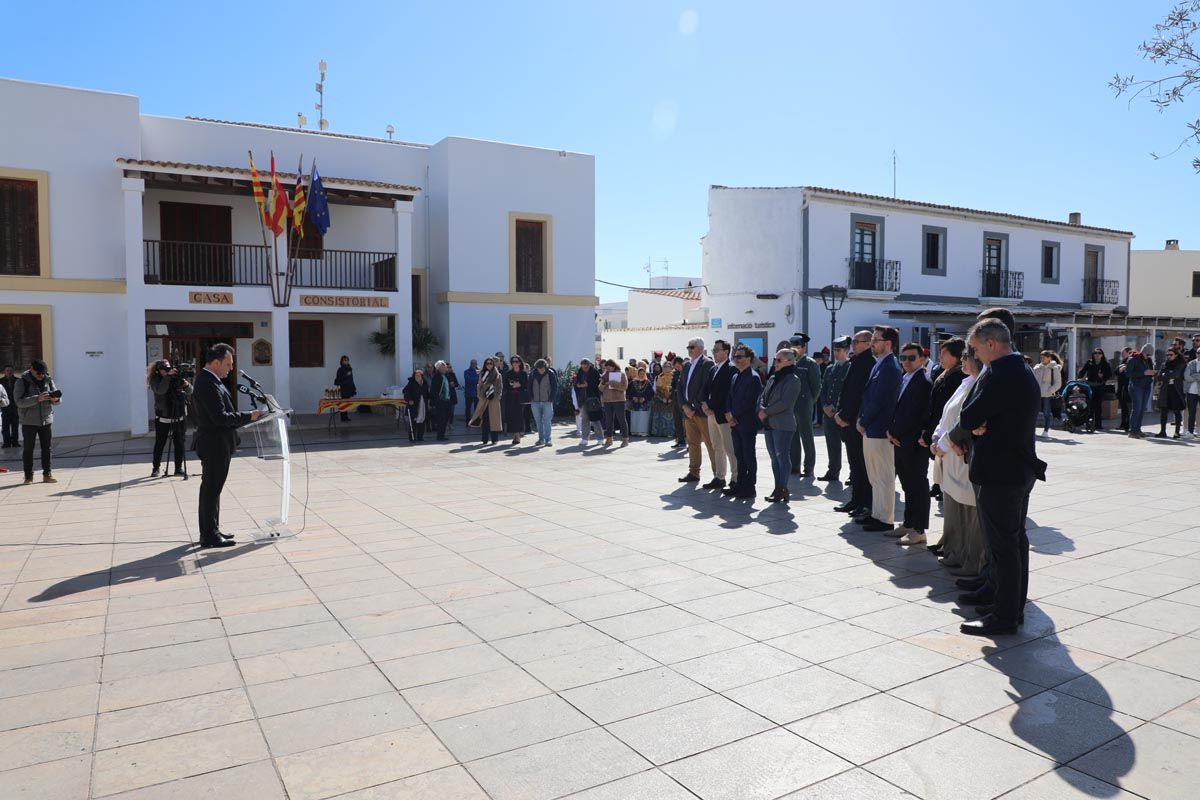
left=284, top=154, right=304, bottom=306
left=248, top=150, right=278, bottom=307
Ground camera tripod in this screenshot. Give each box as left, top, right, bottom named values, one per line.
left=156, top=385, right=190, bottom=480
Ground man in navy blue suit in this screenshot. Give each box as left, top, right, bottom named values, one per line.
left=722, top=344, right=764, bottom=499
left=950, top=318, right=1045, bottom=636
left=888, top=343, right=933, bottom=544
left=856, top=325, right=902, bottom=532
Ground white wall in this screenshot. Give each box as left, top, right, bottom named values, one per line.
left=38, top=294, right=128, bottom=437
left=1130, top=249, right=1200, bottom=318
left=601, top=326, right=708, bottom=364
left=444, top=303, right=594, bottom=372
left=287, top=314, right=395, bottom=413
left=627, top=291, right=698, bottom=328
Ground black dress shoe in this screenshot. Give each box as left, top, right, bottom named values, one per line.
left=816, top=473, right=838, bottom=482
left=199, top=538, right=236, bottom=549
left=735, top=487, right=756, bottom=499
left=721, top=484, right=740, bottom=496
left=863, top=520, right=894, bottom=533
left=702, top=477, right=727, bottom=489
left=678, top=473, right=700, bottom=483
left=975, top=605, right=1025, bottom=625
left=960, top=614, right=1018, bottom=636
left=926, top=544, right=943, bottom=554
left=833, top=502, right=857, bottom=513
left=853, top=514, right=876, bottom=525
left=958, top=590, right=994, bottom=605
left=956, top=575, right=987, bottom=590
left=214, top=531, right=235, bottom=541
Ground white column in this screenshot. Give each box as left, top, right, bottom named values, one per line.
left=1066, top=326, right=1078, bottom=382
left=270, top=307, right=292, bottom=412
left=122, top=178, right=149, bottom=436
left=393, top=199, right=415, bottom=382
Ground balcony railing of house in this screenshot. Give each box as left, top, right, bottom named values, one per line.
left=846, top=258, right=902, bottom=292
left=1083, top=278, right=1119, bottom=305
left=144, top=241, right=398, bottom=291
left=980, top=269, right=1024, bottom=299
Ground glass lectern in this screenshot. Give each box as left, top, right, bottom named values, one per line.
left=240, top=389, right=296, bottom=540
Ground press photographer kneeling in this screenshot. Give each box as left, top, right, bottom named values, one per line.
left=147, top=359, right=193, bottom=477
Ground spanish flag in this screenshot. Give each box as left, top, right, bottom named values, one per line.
left=291, top=158, right=307, bottom=236
left=248, top=152, right=268, bottom=223
left=267, top=151, right=288, bottom=237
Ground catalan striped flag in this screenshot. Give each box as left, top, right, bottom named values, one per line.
left=248, top=152, right=268, bottom=222
left=291, top=157, right=307, bottom=236
left=267, top=151, right=288, bottom=237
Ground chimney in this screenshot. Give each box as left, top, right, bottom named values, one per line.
left=1068, top=212, right=1081, bottom=225
left=1166, top=239, right=1180, bottom=250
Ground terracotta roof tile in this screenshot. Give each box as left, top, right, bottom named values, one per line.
left=630, top=287, right=701, bottom=300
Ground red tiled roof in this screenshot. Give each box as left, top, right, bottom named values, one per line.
left=117, top=158, right=420, bottom=193
left=710, top=185, right=1134, bottom=237
left=631, top=287, right=701, bottom=300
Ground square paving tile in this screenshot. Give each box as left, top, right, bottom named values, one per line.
left=822, top=640, right=961, bottom=691
left=979, top=638, right=1114, bottom=689
left=725, top=665, right=876, bottom=724
left=431, top=694, right=594, bottom=761
left=662, top=727, right=852, bottom=800
left=560, top=769, right=697, bottom=799
left=787, top=693, right=957, bottom=764
left=606, top=693, right=773, bottom=764
left=401, top=665, right=549, bottom=723
left=628, top=622, right=754, bottom=663
left=890, top=663, right=1043, bottom=723
left=560, top=666, right=710, bottom=724
left=784, top=768, right=920, bottom=799
left=1053, top=617, right=1177, bottom=659
left=1129, top=634, right=1200, bottom=681
left=1069, top=722, right=1200, bottom=800
left=969, top=690, right=1140, bottom=764
left=258, top=692, right=420, bottom=756
left=997, top=766, right=1140, bottom=799
left=672, top=642, right=808, bottom=691
left=465, top=728, right=649, bottom=800
left=767, top=621, right=892, bottom=663
left=1055, top=659, right=1200, bottom=721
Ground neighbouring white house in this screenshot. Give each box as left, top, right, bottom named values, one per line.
left=599, top=281, right=704, bottom=363
left=1130, top=240, right=1200, bottom=339
left=594, top=301, right=627, bottom=353
left=0, top=76, right=596, bottom=437
left=699, top=185, right=1198, bottom=376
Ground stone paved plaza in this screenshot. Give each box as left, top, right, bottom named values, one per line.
left=1, top=423, right=1198, bottom=799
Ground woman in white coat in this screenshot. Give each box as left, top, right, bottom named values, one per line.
left=931, top=349, right=988, bottom=578
left=1032, top=351, right=1062, bottom=436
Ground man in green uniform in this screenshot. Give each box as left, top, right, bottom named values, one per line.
left=788, top=333, right=823, bottom=477
left=818, top=336, right=852, bottom=481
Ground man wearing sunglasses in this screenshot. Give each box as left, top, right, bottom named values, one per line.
left=833, top=332, right=875, bottom=516
left=678, top=338, right=716, bottom=483
left=888, top=343, right=933, bottom=544
left=855, top=326, right=902, bottom=532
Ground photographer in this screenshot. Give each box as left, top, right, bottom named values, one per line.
left=13, top=358, right=61, bottom=485
left=147, top=360, right=193, bottom=477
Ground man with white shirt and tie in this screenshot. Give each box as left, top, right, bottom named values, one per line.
left=678, top=337, right=716, bottom=484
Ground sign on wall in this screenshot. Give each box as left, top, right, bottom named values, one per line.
left=710, top=318, right=722, bottom=328
left=299, top=295, right=390, bottom=308
left=727, top=322, right=775, bottom=330
left=252, top=338, right=273, bottom=366
left=189, top=291, right=234, bottom=305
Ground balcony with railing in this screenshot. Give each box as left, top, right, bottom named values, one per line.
left=846, top=258, right=902, bottom=293
left=143, top=240, right=398, bottom=291
left=1083, top=278, right=1119, bottom=306
left=979, top=269, right=1024, bottom=300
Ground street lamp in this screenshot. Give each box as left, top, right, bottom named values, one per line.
left=819, top=284, right=848, bottom=349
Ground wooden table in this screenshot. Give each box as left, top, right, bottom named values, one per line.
left=317, top=397, right=408, bottom=432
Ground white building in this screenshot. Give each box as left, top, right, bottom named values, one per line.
left=594, top=301, right=627, bottom=353
left=0, top=77, right=596, bottom=437
left=599, top=283, right=704, bottom=363
left=703, top=185, right=1146, bottom=374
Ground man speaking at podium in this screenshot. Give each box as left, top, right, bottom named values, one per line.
left=194, top=343, right=260, bottom=548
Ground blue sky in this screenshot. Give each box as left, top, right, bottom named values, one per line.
left=5, top=1, right=1196, bottom=301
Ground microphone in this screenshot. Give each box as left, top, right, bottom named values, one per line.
left=239, top=370, right=262, bottom=389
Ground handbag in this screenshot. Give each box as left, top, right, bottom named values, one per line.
left=585, top=397, right=602, bottom=413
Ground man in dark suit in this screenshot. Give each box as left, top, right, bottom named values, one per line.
left=678, top=338, right=716, bottom=483
left=193, top=343, right=260, bottom=548
left=818, top=337, right=851, bottom=482
left=888, top=343, right=933, bottom=544
left=856, top=326, right=902, bottom=532
left=951, top=319, right=1045, bottom=636
left=834, top=331, right=874, bottom=515
left=702, top=339, right=736, bottom=489
left=722, top=345, right=764, bottom=499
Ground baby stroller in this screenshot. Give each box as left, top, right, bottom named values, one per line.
left=1061, top=381, right=1092, bottom=433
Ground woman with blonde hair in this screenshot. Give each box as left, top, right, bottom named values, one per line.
left=1033, top=350, right=1063, bottom=436
left=467, top=356, right=503, bottom=445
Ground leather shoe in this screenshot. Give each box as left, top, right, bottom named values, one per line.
left=702, top=477, right=727, bottom=489
left=958, top=590, right=994, bottom=605
left=856, top=516, right=881, bottom=527
left=199, top=538, right=236, bottom=549
left=816, top=472, right=838, bottom=482
left=678, top=473, right=700, bottom=483
left=833, top=502, right=857, bottom=513
left=960, top=614, right=1018, bottom=636
left=975, top=605, right=1025, bottom=625
left=721, top=484, right=740, bottom=496
left=214, top=530, right=235, bottom=541
left=863, top=520, right=894, bottom=533
left=956, top=576, right=986, bottom=590
left=734, top=487, right=756, bottom=499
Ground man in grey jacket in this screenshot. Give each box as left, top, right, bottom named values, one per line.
left=13, top=359, right=61, bottom=484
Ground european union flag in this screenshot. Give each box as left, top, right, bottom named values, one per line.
left=306, top=163, right=331, bottom=235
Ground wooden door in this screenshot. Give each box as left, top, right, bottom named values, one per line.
left=159, top=202, right=233, bottom=285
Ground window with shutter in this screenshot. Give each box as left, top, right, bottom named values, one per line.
left=1192, top=271, right=1200, bottom=297
left=0, top=314, right=44, bottom=369
left=0, top=179, right=40, bottom=276
left=289, top=319, right=325, bottom=368
left=515, top=220, right=546, bottom=293
left=515, top=320, right=546, bottom=360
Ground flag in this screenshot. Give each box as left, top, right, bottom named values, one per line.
left=248, top=153, right=268, bottom=224
left=266, top=151, right=288, bottom=237
left=306, top=162, right=331, bottom=235
left=291, top=157, right=307, bottom=236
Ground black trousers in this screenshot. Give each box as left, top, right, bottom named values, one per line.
left=976, top=479, right=1034, bottom=625
left=431, top=400, right=451, bottom=438
left=1118, top=388, right=1130, bottom=429
left=22, top=424, right=52, bottom=479
left=409, top=413, right=426, bottom=441
left=841, top=425, right=872, bottom=511
left=1087, top=385, right=1105, bottom=430
left=731, top=422, right=757, bottom=489
left=480, top=409, right=498, bottom=444
left=894, top=441, right=930, bottom=531
left=2, top=408, right=18, bottom=446
left=673, top=404, right=686, bottom=444
left=197, top=443, right=232, bottom=541
left=524, top=404, right=535, bottom=433
left=153, top=420, right=186, bottom=471
left=464, top=396, right=477, bottom=423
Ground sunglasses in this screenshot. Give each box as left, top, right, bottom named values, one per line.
left=898, top=354, right=919, bottom=362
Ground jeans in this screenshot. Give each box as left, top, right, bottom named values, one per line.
left=763, top=428, right=793, bottom=489
left=22, top=424, right=52, bottom=480
left=1160, top=408, right=1182, bottom=433
left=1041, top=397, right=1053, bottom=431
left=730, top=421, right=757, bottom=489
left=531, top=401, right=554, bottom=443
left=603, top=402, right=628, bottom=439
left=1129, top=383, right=1149, bottom=433
left=1188, top=393, right=1199, bottom=434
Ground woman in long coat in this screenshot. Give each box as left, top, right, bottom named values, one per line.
left=574, top=359, right=604, bottom=445
left=650, top=363, right=676, bottom=439
left=932, top=351, right=987, bottom=577
left=504, top=355, right=530, bottom=445
left=334, top=355, right=357, bottom=422
left=401, top=370, right=430, bottom=442
left=1155, top=347, right=1186, bottom=439
left=468, top=356, right=503, bottom=445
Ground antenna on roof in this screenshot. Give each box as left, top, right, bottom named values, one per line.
left=385, top=124, right=395, bottom=140
left=315, top=60, right=329, bottom=131
left=296, top=112, right=307, bottom=129
left=892, top=150, right=897, bottom=198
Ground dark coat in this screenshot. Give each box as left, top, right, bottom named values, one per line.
left=680, top=355, right=714, bottom=413
left=193, top=369, right=252, bottom=456
left=1078, top=359, right=1113, bottom=386
left=334, top=364, right=357, bottom=398
left=953, top=353, right=1046, bottom=486
left=626, top=379, right=654, bottom=410
left=888, top=369, right=932, bottom=446
left=728, top=367, right=763, bottom=430
left=836, top=348, right=874, bottom=425
left=858, top=354, right=902, bottom=438
left=150, top=372, right=193, bottom=420
left=706, top=360, right=736, bottom=421
left=819, top=358, right=850, bottom=409
left=464, top=367, right=479, bottom=396
left=923, top=365, right=965, bottom=444
left=1156, top=357, right=1186, bottom=411
left=402, top=377, right=430, bottom=418
left=429, top=371, right=455, bottom=406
